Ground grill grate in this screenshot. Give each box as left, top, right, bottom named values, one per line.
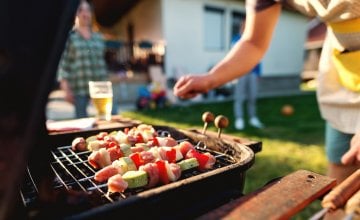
left=21, top=132, right=238, bottom=210
left=20, top=167, right=39, bottom=208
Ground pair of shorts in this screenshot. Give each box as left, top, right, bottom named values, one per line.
left=325, top=123, right=353, bottom=164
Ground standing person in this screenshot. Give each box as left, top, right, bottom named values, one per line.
left=57, top=0, right=108, bottom=118
left=231, top=21, right=264, bottom=130
left=234, top=63, right=264, bottom=130
left=173, top=0, right=360, bottom=183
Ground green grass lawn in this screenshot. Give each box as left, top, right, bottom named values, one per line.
left=121, top=92, right=327, bottom=219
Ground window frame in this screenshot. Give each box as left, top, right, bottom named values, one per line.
left=203, top=5, right=226, bottom=51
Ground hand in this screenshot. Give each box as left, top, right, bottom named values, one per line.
left=173, top=74, right=212, bottom=99
left=341, top=133, right=360, bottom=165
left=64, top=89, right=75, bottom=104
left=59, top=79, right=74, bottom=104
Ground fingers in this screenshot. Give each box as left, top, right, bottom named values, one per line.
left=341, top=134, right=360, bottom=165
left=341, top=147, right=357, bottom=165
left=178, top=91, right=198, bottom=99
left=173, top=75, right=199, bottom=99
left=173, top=76, right=187, bottom=93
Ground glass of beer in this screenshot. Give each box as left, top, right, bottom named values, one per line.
left=89, top=81, right=113, bottom=121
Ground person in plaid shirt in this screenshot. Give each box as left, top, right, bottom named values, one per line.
left=57, top=0, right=108, bottom=118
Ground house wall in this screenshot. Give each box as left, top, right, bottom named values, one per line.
left=161, top=0, right=308, bottom=78
left=113, top=0, right=163, bottom=43
left=263, top=10, right=308, bottom=76
left=162, top=0, right=243, bottom=78
left=109, top=0, right=309, bottom=101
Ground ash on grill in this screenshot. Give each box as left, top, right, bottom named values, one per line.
left=20, top=125, right=254, bottom=219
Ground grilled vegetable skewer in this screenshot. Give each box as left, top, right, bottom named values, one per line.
left=87, top=135, right=181, bottom=169
left=107, top=160, right=182, bottom=193
left=93, top=141, right=213, bottom=182
left=72, top=124, right=217, bottom=194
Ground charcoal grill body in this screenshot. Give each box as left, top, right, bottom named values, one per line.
left=70, top=164, right=250, bottom=220
left=22, top=126, right=255, bottom=219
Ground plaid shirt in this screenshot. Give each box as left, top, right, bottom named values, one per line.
left=57, top=31, right=108, bottom=96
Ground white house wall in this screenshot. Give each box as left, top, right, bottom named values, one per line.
left=162, top=0, right=308, bottom=78
left=162, top=0, right=244, bottom=78
left=262, top=10, right=308, bottom=76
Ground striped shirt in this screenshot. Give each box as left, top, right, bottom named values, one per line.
left=57, top=31, right=108, bottom=96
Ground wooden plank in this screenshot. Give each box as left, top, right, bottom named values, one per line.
left=199, top=170, right=336, bottom=220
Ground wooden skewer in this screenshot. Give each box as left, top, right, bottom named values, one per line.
left=321, top=169, right=360, bottom=211
left=202, top=112, right=214, bottom=134
left=214, top=115, right=229, bottom=138
left=311, top=169, right=360, bottom=220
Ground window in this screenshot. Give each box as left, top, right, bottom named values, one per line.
left=204, top=6, right=225, bottom=51
left=230, top=11, right=245, bottom=47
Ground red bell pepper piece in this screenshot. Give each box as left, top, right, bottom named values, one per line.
left=129, top=152, right=144, bottom=169
left=186, top=149, right=209, bottom=170
left=149, top=137, right=160, bottom=146
left=156, top=160, right=169, bottom=184
left=165, top=148, right=177, bottom=163
left=136, top=133, right=144, bottom=143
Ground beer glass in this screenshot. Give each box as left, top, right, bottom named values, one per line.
left=89, top=81, right=113, bottom=121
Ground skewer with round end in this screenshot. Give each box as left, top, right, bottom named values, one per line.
left=214, top=115, right=229, bottom=138
left=202, top=111, right=214, bottom=134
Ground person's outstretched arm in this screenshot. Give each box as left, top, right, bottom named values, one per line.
left=173, top=2, right=282, bottom=99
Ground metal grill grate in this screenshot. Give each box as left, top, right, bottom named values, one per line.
left=21, top=134, right=238, bottom=209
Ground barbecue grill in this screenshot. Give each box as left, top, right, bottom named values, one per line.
left=0, top=1, right=263, bottom=219
left=20, top=125, right=256, bottom=219
left=1, top=1, right=342, bottom=219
